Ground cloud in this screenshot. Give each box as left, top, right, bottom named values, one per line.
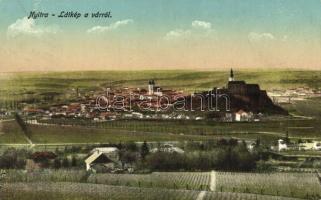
left=248, top=32, right=275, bottom=42
left=7, top=17, right=59, bottom=38
left=191, top=20, right=211, bottom=30
left=164, top=29, right=191, bottom=40
left=164, top=20, right=213, bottom=40
left=33, top=0, right=42, bottom=9
left=87, top=19, right=133, bottom=34
left=281, top=35, right=288, bottom=42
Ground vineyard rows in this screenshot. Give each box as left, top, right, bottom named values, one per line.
left=88, top=172, right=211, bottom=190
left=2, top=170, right=321, bottom=199
left=216, top=172, right=321, bottom=199
left=1, top=182, right=302, bottom=200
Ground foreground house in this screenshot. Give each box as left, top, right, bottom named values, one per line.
left=85, top=147, right=121, bottom=172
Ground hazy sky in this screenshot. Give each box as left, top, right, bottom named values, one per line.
left=1, top=0, right=321, bottom=72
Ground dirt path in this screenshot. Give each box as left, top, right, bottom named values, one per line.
left=196, top=191, right=206, bottom=200
left=195, top=171, right=216, bottom=200
left=210, top=170, right=216, bottom=192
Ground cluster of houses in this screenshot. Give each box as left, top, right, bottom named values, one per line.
left=275, top=139, right=321, bottom=151
left=20, top=78, right=264, bottom=123
left=268, top=87, right=321, bottom=104
left=21, top=80, right=185, bottom=120
left=224, top=110, right=261, bottom=122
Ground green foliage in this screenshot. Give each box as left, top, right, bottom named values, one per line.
left=0, top=148, right=31, bottom=169
left=71, top=155, right=78, bottom=167
left=140, top=141, right=150, bottom=160
left=145, top=142, right=256, bottom=172
left=53, top=158, right=61, bottom=169
left=62, top=157, right=69, bottom=168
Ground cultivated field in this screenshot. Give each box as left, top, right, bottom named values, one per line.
left=88, top=172, right=211, bottom=190
left=2, top=170, right=321, bottom=199
left=2, top=117, right=321, bottom=145
left=216, top=172, right=321, bottom=199
left=0, top=182, right=302, bottom=200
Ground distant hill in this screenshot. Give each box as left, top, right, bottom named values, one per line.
left=0, top=70, right=320, bottom=105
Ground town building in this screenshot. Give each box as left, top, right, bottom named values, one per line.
left=299, top=141, right=321, bottom=151
left=278, top=139, right=288, bottom=151
left=235, top=110, right=253, bottom=122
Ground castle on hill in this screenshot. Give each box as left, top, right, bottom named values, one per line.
left=189, top=69, right=288, bottom=115
left=227, top=69, right=287, bottom=114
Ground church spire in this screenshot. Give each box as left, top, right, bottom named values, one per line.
left=229, top=68, right=234, bottom=82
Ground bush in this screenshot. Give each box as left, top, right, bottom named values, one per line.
left=62, top=157, right=69, bottom=168
left=145, top=142, right=257, bottom=172
left=0, top=148, right=31, bottom=169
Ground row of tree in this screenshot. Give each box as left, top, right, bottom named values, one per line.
left=144, top=143, right=257, bottom=171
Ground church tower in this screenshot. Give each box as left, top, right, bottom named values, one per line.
left=148, top=80, right=155, bottom=95
left=228, top=68, right=234, bottom=82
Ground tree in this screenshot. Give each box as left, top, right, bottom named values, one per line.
left=62, top=157, right=69, bottom=168
left=283, top=132, right=290, bottom=144
left=53, top=158, right=61, bottom=169
left=0, top=148, right=30, bottom=169
left=140, top=141, right=150, bottom=160
left=125, top=142, right=138, bottom=152
left=14, top=113, right=29, bottom=136
left=120, top=151, right=137, bottom=167
left=71, top=155, right=77, bottom=167
left=228, top=138, right=238, bottom=146
left=255, top=138, right=261, bottom=148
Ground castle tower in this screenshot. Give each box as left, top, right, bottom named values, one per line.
left=228, top=68, right=234, bottom=82
left=148, top=80, right=155, bottom=95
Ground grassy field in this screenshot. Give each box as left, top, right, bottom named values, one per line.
left=0, top=121, right=28, bottom=144
left=1, top=70, right=321, bottom=103
left=1, top=117, right=321, bottom=144
left=30, top=118, right=321, bottom=142
left=282, top=98, right=321, bottom=119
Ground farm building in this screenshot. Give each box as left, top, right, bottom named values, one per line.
left=85, top=147, right=121, bottom=172
left=298, top=141, right=321, bottom=151
left=150, top=144, right=184, bottom=154
left=277, top=139, right=288, bottom=151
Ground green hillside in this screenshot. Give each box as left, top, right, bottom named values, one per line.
left=0, top=70, right=321, bottom=104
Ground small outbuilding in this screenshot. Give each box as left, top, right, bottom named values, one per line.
left=234, top=110, right=253, bottom=122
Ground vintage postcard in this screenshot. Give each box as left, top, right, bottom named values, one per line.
left=0, top=0, right=321, bottom=200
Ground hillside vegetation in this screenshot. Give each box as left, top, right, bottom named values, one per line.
left=1, top=70, right=321, bottom=103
